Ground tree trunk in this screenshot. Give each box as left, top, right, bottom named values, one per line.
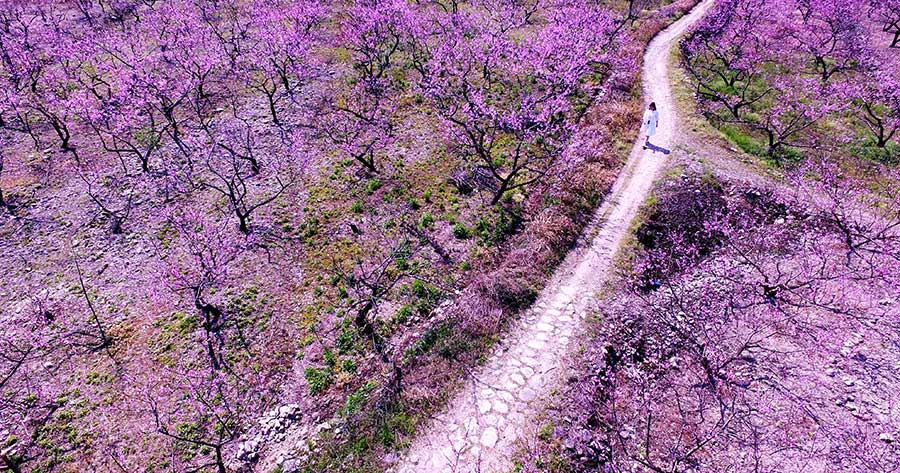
left=196, top=291, right=224, bottom=371
left=216, top=446, right=227, bottom=473
left=491, top=177, right=511, bottom=206
left=766, top=130, right=778, bottom=159
left=354, top=151, right=378, bottom=175
left=265, top=89, right=280, bottom=125
left=1, top=455, right=23, bottom=473
left=237, top=212, right=250, bottom=234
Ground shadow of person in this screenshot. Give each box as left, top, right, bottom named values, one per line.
left=643, top=142, right=671, bottom=155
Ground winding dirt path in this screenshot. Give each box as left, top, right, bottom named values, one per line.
left=393, top=2, right=714, bottom=471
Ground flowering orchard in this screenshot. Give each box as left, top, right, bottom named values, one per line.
left=0, top=0, right=640, bottom=471
left=521, top=163, right=900, bottom=472
left=681, top=0, right=900, bottom=161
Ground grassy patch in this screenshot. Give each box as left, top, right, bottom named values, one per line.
left=719, top=125, right=767, bottom=157
left=851, top=140, right=900, bottom=165
left=304, top=367, right=334, bottom=395
left=452, top=222, right=472, bottom=239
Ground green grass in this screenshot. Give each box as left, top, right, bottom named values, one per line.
left=718, top=124, right=804, bottom=167
left=719, top=125, right=767, bottom=157
left=451, top=222, right=472, bottom=239
left=851, top=140, right=900, bottom=165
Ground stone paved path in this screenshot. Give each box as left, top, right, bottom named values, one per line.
left=393, top=2, right=714, bottom=471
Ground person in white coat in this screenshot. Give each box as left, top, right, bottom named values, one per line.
left=641, top=102, right=659, bottom=149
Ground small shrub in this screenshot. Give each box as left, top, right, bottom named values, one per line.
left=323, top=348, right=337, bottom=367
left=395, top=304, right=413, bottom=324
left=351, top=201, right=364, bottom=214
left=304, top=367, right=333, bottom=395
left=376, top=409, right=415, bottom=447
left=452, top=223, right=472, bottom=239
left=365, top=179, right=382, bottom=195
left=476, top=210, right=520, bottom=245
left=335, top=327, right=357, bottom=354
left=394, top=245, right=411, bottom=270
left=418, top=212, right=434, bottom=229
left=538, top=422, right=554, bottom=441
left=341, top=381, right=377, bottom=417
left=411, top=280, right=441, bottom=302
left=403, top=322, right=452, bottom=361
left=299, top=217, right=320, bottom=242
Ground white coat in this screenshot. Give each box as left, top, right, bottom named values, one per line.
left=641, top=109, right=659, bottom=137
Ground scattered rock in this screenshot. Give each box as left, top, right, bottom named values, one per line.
left=278, top=404, right=302, bottom=420
left=316, top=421, right=332, bottom=432
left=236, top=437, right=260, bottom=462
left=510, top=373, right=526, bottom=386
left=520, top=388, right=537, bottom=402
left=480, top=427, right=498, bottom=448
left=879, top=433, right=895, bottom=443
left=281, top=458, right=300, bottom=473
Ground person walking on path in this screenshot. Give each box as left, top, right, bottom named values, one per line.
left=641, top=102, right=659, bottom=149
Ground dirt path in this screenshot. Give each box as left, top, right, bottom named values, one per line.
left=393, top=2, right=714, bottom=471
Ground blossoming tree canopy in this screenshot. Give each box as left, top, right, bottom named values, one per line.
left=0, top=0, right=641, bottom=470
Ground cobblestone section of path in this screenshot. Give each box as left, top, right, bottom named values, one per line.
left=393, top=2, right=714, bottom=471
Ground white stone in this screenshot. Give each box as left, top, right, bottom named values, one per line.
left=510, top=373, right=526, bottom=385
left=464, top=417, right=478, bottom=432
left=521, top=356, right=538, bottom=366
left=480, top=427, right=499, bottom=448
